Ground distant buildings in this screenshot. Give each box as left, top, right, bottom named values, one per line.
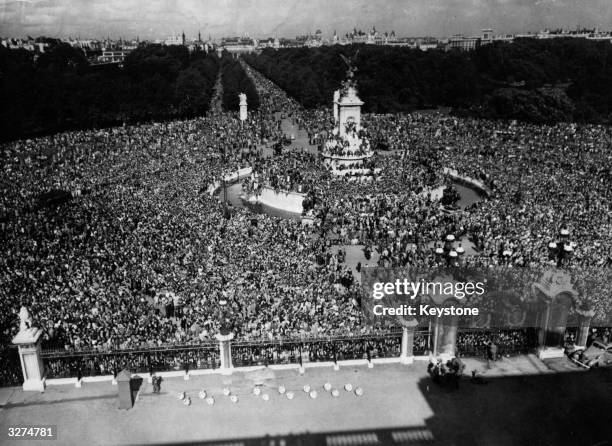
left=443, top=28, right=507, bottom=51
left=189, top=32, right=211, bottom=52
left=2, top=26, right=612, bottom=60
left=220, top=36, right=256, bottom=55
left=536, top=28, right=612, bottom=42
left=444, top=27, right=612, bottom=51
left=447, top=34, right=482, bottom=51
left=96, top=50, right=130, bottom=64
left=258, top=37, right=280, bottom=49
left=1, top=37, right=50, bottom=53
left=337, top=27, right=406, bottom=46
left=181, top=26, right=612, bottom=54
left=163, top=32, right=185, bottom=46
left=262, top=28, right=441, bottom=50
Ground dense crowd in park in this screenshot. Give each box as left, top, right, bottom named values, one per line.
left=455, top=329, right=538, bottom=358
left=1, top=54, right=611, bottom=385
left=0, top=59, right=378, bottom=379
left=246, top=151, right=321, bottom=194
left=345, top=112, right=612, bottom=268
left=321, top=125, right=372, bottom=158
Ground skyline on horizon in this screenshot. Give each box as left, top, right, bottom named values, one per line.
left=1, top=0, right=612, bottom=40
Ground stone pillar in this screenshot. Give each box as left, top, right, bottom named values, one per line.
left=337, top=87, right=363, bottom=137
left=116, top=369, right=133, bottom=409
left=532, top=271, right=576, bottom=359
left=536, top=301, right=562, bottom=359
left=575, top=309, right=595, bottom=348
left=239, top=93, right=248, bottom=122
left=537, top=302, right=550, bottom=349
left=536, top=295, right=571, bottom=359
left=333, top=90, right=340, bottom=123
left=216, top=332, right=234, bottom=375
left=437, top=315, right=458, bottom=361
left=12, top=327, right=45, bottom=392
left=400, top=327, right=415, bottom=364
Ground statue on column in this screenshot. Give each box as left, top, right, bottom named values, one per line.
left=19, top=305, right=34, bottom=333
left=340, top=50, right=359, bottom=93
left=13, top=304, right=45, bottom=391
left=238, top=93, right=248, bottom=122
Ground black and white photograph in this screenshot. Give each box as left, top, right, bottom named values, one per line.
left=1, top=1, right=612, bottom=445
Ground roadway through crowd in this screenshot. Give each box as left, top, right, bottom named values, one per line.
left=221, top=63, right=483, bottom=273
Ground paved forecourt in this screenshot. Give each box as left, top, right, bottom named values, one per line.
left=0, top=363, right=433, bottom=446
left=1, top=360, right=611, bottom=446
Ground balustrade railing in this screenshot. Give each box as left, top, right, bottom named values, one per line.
left=1, top=326, right=575, bottom=387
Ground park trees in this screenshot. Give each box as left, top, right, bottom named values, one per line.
left=244, top=38, right=612, bottom=125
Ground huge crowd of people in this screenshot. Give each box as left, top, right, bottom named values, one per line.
left=1, top=57, right=611, bottom=385
left=0, top=61, right=375, bottom=384
left=360, top=113, right=612, bottom=268
left=246, top=151, right=322, bottom=194
left=456, top=329, right=538, bottom=358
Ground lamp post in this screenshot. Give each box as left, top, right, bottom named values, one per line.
left=219, top=298, right=230, bottom=333
left=435, top=234, right=463, bottom=267
left=216, top=298, right=234, bottom=374
left=547, top=228, right=576, bottom=267
left=502, top=249, right=513, bottom=265
left=456, top=244, right=465, bottom=259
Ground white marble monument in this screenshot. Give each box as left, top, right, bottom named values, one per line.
left=322, top=52, right=375, bottom=177
left=239, top=93, right=248, bottom=122
left=12, top=306, right=46, bottom=391
left=215, top=331, right=235, bottom=375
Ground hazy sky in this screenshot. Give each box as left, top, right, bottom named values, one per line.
left=1, top=0, right=611, bottom=39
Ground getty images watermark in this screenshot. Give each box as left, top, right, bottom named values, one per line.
left=371, top=277, right=485, bottom=317
left=360, top=266, right=611, bottom=329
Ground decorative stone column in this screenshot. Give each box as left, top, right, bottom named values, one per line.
left=437, top=315, right=458, bottom=361
left=532, top=270, right=576, bottom=360
left=400, top=327, right=415, bottom=364
left=333, top=90, right=340, bottom=123
left=239, top=93, right=248, bottom=122
left=216, top=331, right=234, bottom=375
left=337, top=87, right=363, bottom=137
left=575, top=309, right=595, bottom=348
left=12, top=327, right=45, bottom=392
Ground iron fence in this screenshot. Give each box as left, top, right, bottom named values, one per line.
left=564, top=326, right=611, bottom=347
left=455, top=328, right=539, bottom=358
left=230, top=330, right=432, bottom=367
left=1, top=327, right=572, bottom=386
left=0, top=347, right=22, bottom=387
left=42, top=343, right=220, bottom=379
